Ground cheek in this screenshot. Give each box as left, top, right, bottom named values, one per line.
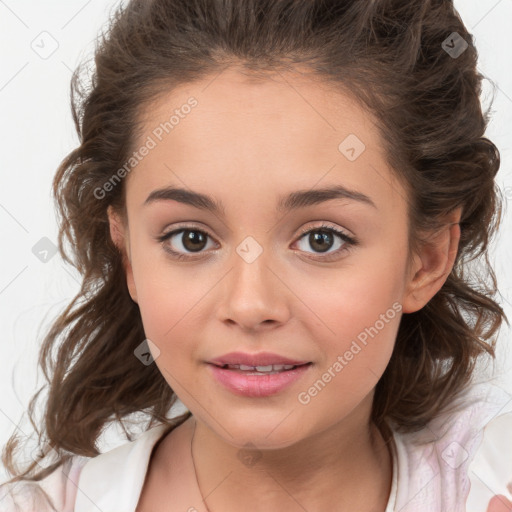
left=295, top=282, right=401, bottom=420
left=128, top=255, right=192, bottom=350
left=136, top=280, right=202, bottom=352
left=131, top=269, right=219, bottom=382
left=290, top=252, right=405, bottom=374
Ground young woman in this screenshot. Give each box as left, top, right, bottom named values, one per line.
left=2, top=1, right=511, bottom=511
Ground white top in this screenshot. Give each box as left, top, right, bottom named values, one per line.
left=1, top=380, right=511, bottom=511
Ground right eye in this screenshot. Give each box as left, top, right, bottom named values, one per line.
left=157, top=226, right=218, bottom=260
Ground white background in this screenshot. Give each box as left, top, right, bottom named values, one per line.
left=1, top=0, right=511, bottom=481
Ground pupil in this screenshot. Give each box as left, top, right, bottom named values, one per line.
left=310, top=231, right=332, bottom=253
left=183, top=230, right=207, bottom=252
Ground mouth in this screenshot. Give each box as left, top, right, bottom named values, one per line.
left=208, top=362, right=313, bottom=375
left=207, top=361, right=313, bottom=397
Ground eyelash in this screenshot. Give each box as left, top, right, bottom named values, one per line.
left=156, top=222, right=359, bottom=262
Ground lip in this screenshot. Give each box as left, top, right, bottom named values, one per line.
left=207, top=362, right=313, bottom=398
left=208, top=351, right=311, bottom=367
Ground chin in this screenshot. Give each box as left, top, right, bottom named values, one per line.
left=206, top=409, right=310, bottom=450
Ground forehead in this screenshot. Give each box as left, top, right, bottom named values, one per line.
left=136, top=67, right=380, bottom=151
left=125, top=67, right=405, bottom=216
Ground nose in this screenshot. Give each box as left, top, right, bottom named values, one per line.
left=215, top=242, right=291, bottom=333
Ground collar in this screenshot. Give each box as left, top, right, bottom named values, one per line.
left=74, top=423, right=170, bottom=512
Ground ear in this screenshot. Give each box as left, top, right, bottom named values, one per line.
left=402, top=207, right=462, bottom=314
left=107, top=205, right=138, bottom=304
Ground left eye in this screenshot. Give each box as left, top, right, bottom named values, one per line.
left=293, top=224, right=357, bottom=257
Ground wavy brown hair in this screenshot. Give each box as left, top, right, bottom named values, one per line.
left=1, top=0, right=508, bottom=503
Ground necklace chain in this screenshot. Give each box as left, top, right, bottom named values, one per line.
left=189, top=418, right=393, bottom=512
left=190, top=419, right=212, bottom=512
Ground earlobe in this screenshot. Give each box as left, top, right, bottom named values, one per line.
left=107, top=205, right=138, bottom=304
left=402, top=209, right=462, bottom=314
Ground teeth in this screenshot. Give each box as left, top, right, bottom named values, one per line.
left=259, top=365, right=273, bottom=371
left=224, top=364, right=296, bottom=371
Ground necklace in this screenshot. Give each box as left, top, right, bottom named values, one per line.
left=189, top=418, right=393, bottom=512
left=190, top=418, right=212, bottom=512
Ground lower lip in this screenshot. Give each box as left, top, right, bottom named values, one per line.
left=207, top=363, right=312, bottom=398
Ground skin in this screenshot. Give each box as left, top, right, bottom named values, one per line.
left=108, top=67, right=463, bottom=511
left=488, top=496, right=512, bottom=512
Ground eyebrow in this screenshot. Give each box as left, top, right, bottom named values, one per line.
left=143, top=185, right=377, bottom=215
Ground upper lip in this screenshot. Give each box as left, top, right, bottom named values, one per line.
left=208, top=351, right=311, bottom=367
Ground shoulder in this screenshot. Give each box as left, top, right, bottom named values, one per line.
left=0, top=455, right=89, bottom=512
left=466, top=404, right=512, bottom=511
left=0, top=422, right=172, bottom=512
left=72, top=423, right=172, bottom=512
left=390, top=379, right=512, bottom=512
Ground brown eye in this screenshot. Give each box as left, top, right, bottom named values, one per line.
left=158, top=227, right=216, bottom=258
left=180, top=229, right=208, bottom=252
left=294, top=223, right=358, bottom=260
left=306, top=230, right=334, bottom=253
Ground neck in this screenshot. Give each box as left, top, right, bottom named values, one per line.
left=190, top=402, right=393, bottom=512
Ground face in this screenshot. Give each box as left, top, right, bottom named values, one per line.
left=108, top=67, right=450, bottom=449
